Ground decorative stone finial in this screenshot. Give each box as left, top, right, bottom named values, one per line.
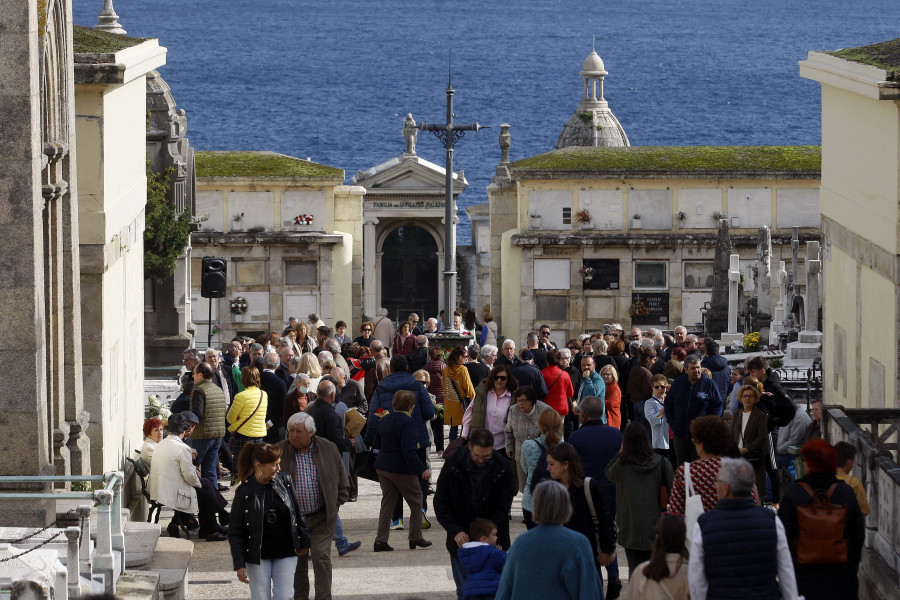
left=96, top=0, right=126, bottom=35
left=499, top=124, right=511, bottom=165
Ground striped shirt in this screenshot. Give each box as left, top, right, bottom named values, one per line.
left=293, top=441, right=324, bottom=515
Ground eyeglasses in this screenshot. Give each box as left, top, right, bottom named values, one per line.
left=540, top=331, right=550, bottom=336
left=362, top=328, right=372, bottom=332
left=653, top=385, right=667, bottom=389
left=495, top=375, right=508, bottom=381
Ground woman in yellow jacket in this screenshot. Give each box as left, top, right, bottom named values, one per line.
left=226, top=366, right=268, bottom=465
left=442, top=346, right=476, bottom=442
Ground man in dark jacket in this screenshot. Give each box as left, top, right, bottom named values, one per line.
left=700, top=338, right=730, bottom=409
left=257, top=354, right=288, bottom=443
left=365, top=354, right=435, bottom=448
left=747, top=356, right=797, bottom=429
left=434, top=428, right=516, bottom=600
left=464, top=345, right=491, bottom=389
left=568, top=396, right=623, bottom=598
left=665, top=354, right=723, bottom=464
left=305, top=380, right=350, bottom=453
left=406, top=335, right=430, bottom=373
left=512, top=350, right=548, bottom=399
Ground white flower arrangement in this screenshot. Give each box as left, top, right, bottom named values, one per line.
left=146, top=394, right=172, bottom=419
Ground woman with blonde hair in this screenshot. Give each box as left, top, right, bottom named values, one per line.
left=599, top=364, right=621, bottom=429
left=444, top=346, right=476, bottom=442
left=732, top=381, right=768, bottom=497
left=296, top=352, right=322, bottom=390
left=519, top=408, right=563, bottom=528
left=293, top=322, right=316, bottom=354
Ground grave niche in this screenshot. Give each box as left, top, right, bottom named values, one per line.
left=632, top=292, right=669, bottom=326
left=583, top=259, right=620, bottom=290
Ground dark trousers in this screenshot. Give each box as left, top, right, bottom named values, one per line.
left=348, top=446, right=358, bottom=500
left=624, top=548, right=652, bottom=577
left=394, top=447, right=428, bottom=518
left=377, top=470, right=423, bottom=543
left=431, top=415, right=445, bottom=451
left=673, top=436, right=698, bottom=466
left=196, top=477, right=227, bottom=536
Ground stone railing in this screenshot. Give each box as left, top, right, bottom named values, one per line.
left=824, top=407, right=900, bottom=600
left=0, top=472, right=125, bottom=597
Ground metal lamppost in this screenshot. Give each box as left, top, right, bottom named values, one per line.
left=418, top=60, right=487, bottom=331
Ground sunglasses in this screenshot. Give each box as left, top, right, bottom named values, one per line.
left=653, top=385, right=667, bottom=389
left=495, top=375, right=508, bottom=381
left=362, top=328, right=372, bottom=332
left=540, top=331, right=550, bottom=335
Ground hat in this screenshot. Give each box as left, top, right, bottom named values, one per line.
left=180, top=411, right=200, bottom=426
left=521, top=350, right=534, bottom=361
left=166, top=412, right=192, bottom=434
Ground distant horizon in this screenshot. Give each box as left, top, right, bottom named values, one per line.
left=73, top=0, right=900, bottom=243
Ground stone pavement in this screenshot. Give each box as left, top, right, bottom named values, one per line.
left=179, top=446, right=632, bottom=600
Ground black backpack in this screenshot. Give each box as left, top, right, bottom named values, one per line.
left=529, top=439, right=550, bottom=494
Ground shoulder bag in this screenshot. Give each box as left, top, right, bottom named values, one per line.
left=683, top=461, right=705, bottom=547
left=448, top=376, right=471, bottom=411
left=234, top=390, right=263, bottom=435
left=583, top=476, right=603, bottom=562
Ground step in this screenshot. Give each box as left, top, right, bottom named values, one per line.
left=117, top=570, right=161, bottom=600
left=124, top=521, right=161, bottom=568
left=134, top=536, right=193, bottom=600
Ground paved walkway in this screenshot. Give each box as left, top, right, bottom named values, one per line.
left=180, top=445, right=632, bottom=600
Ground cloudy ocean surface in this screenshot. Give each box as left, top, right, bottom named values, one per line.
left=74, top=0, right=900, bottom=242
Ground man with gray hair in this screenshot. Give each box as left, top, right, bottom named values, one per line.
left=248, top=342, right=264, bottom=364
left=665, top=354, right=723, bottom=464
left=690, top=457, right=800, bottom=600
left=182, top=348, right=200, bottom=372
left=496, top=339, right=521, bottom=369
left=306, top=380, right=350, bottom=454
left=324, top=338, right=351, bottom=375
left=260, top=351, right=288, bottom=443
left=278, top=412, right=355, bottom=599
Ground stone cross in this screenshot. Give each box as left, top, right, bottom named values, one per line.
left=805, top=241, right=821, bottom=332
left=757, top=226, right=772, bottom=315
left=728, top=253, right=741, bottom=335
left=789, top=226, right=799, bottom=293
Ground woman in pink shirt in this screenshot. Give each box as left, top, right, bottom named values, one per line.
left=541, top=349, right=574, bottom=417
left=462, top=364, right=519, bottom=451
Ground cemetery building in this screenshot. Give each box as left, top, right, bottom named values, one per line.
left=353, top=122, right=468, bottom=323
left=191, top=152, right=364, bottom=343
left=801, top=41, right=900, bottom=410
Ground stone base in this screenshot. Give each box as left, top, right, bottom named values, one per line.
left=117, top=571, right=160, bottom=600
left=787, top=341, right=821, bottom=360
left=798, top=330, right=823, bottom=344
left=720, top=333, right=743, bottom=345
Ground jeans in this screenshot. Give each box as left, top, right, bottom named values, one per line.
left=450, top=553, right=468, bottom=600
left=246, top=556, right=297, bottom=600
left=192, top=437, right=221, bottom=489
left=332, top=515, right=349, bottom=552
left=449, top=425, right=459, bottom=441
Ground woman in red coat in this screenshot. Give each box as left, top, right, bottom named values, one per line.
left=541, top=350, right=574, bottom=417
left=391, top=321, right=416, bottom=356
left=600, top=365, right=622, bottom=429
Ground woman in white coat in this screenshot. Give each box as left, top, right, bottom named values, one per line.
left=148, top=413, right=202, bottom=538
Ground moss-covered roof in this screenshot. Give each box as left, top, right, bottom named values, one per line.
left=828, top=38, right=900, bottom=72
left=195, top=151, right=344, bottom=179
left=73, top=25, right=149, bottom=53
left=510, top=146, right=821, bottom=177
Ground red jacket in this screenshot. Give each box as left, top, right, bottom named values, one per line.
left=541, top=366, right=574, bottom=415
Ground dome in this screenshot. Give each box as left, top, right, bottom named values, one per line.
left=581, top=51, right=606, bottom=75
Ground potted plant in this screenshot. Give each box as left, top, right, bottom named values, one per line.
left=574, top=208, right=592, bottom=230
left=631, top=213, right=642, bottom=229
left=675, top=210, right=687, bottom=227
left=232, top=212, right=245, bottom=232
left=529, top=213, right=541, bottom=229
left=711, top=210, right=727, bottom=222
left=294, top=213, right=314, bottom=230
left=230, top=296, right=249, bottom=322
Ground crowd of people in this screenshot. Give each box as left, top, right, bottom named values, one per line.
left=140, top=310, right=864, bottom=600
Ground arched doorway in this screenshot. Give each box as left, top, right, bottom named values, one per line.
left=380, top=225, right=439, bottom=323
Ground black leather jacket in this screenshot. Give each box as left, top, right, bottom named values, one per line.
left=228, top=471, right=310, bottom=569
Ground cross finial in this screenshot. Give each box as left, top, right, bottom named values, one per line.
left=593, top=34, right=596, bottom=52
left=448, top=48, right=453, bottom=88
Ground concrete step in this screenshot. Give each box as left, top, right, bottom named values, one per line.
left=133, top=536, right=194, bottom=600
left=125, top=521, right=161, bottom=568
left=117, top=570, right=161, bottom=600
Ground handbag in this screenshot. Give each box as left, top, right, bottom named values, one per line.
left=582, top=477, right=604, bottom=562
left=683, top=461, right=705, bottom=547
left=355, top=449, right=379, bottom=481
left=448, top=377, right=471, bottom=412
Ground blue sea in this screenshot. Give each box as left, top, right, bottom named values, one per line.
left=74, top=0, right=900, bottom=243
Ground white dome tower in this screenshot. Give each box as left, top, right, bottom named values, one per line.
left=556, top=50, right=630, bottom=149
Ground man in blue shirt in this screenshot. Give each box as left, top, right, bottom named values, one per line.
left=665, top=355, right=723, bottom=464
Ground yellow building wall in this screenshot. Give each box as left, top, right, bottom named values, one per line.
left=822, top=245, right=858, bottom=407
left=500, top=229, right=522, bottom=342
left=859, top=264, right=896, bottom=408
left=819, top=85, right=899, bottom=254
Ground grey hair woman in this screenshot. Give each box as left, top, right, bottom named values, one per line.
left=496, top=480, right=602, bottom=600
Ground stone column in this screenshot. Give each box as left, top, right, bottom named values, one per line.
left=362, top=218, right=378, bottom=319
left=727, top=254, right=741, bottom=335
left=804, top=241, right=822, bottom=332
left=770, top=260, right=788, bottom=346
left=0, top=0, right=55, bottom=524
left=706, top=219, right=732, bottom=337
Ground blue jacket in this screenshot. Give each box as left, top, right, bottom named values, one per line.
left=365, top=372, right=434, bottom=447
left=701, top=354, right=731, bottom=410
left=373, top=411, right=426, bottom=475
left=458, top=542, right=507, bottom=598
left=578, top=372, right=606, bottom=421
left=698, top=497, right=778, bottom=600
left=512, top=363, right=548, bottom=399
left=568, top=420, right=621, bottom=486
left=664, top=373, right=723, bottom=438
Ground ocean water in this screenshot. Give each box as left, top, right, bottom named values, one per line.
left=74, top=0, right=900, bottom=243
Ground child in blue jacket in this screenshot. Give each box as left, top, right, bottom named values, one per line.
left=457, top=518, right=508, bottom=600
